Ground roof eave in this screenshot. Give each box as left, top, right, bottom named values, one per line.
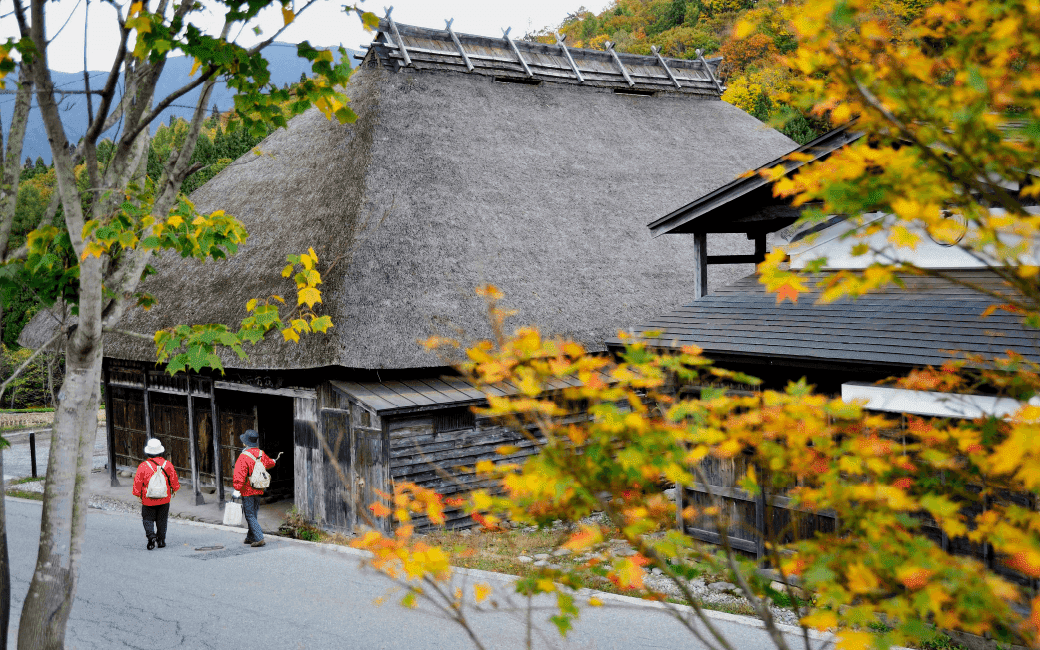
left=648, top=121, right=864, bottom=238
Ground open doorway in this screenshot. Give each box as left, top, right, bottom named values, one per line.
left=209, top=390, right=295, bottom=501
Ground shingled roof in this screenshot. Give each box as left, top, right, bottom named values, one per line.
left=612, top=270, right=1040, bottom=369
left=23, top=20, right=798, bottom=371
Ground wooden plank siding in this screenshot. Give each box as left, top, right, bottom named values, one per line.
left=293, top=396, right=326, bottom=527
left=386, top=413, right=542, bottom=531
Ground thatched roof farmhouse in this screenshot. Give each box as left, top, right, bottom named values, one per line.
left=53, top=18, right=800, bottom=530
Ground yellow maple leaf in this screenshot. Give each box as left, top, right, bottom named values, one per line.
left=889, top=225, right=920, bottom=250
left=836, top=631, right=874, bottom=650
left=474, top=583, right=491, bottom=603
left=846, top=563, right=879, bottom=594
left=801, top=610, right=838, bottom=630
left=297, top=287, right=321, bottom=307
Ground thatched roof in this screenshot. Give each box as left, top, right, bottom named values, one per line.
left=24, top=22, right=798, bottom=371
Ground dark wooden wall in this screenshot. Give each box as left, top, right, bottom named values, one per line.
left=110, top=385, right=148, bottom=469
left=387, top=411, right=540, bottom=531
left=108, top=364, right=297, bottom=504
left=682, top=442, right=1036, bottom=587
left=681, top=453, right=838, bottom=558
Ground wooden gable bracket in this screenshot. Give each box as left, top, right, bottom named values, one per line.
left=444, top=18, right=474, bottom=72
left=651, top=46, right=682, bottom=89
left=696, top=48, right=724, bottom=95
left=605, top=41, right=635, bottom=87
left=383, top=6, right=412, bottom=68
left=501, top=27, right=534, bottom=77
left=554, top=30, right=584, bottom=83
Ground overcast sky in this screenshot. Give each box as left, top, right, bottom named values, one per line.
left=7, top=0, right=611, bottom=73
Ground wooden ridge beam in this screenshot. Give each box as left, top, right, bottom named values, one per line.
left=444, top=19, right=473, bottom=72
left=554, top=30, right=584, bottom=83
left=651, top=45, right=682, bottom=89
left=605, top=41, right=634, bottom=87
left=501, top=27, right=533, bottom=77
left=376, top=40, right=720, bottom=91
left=696, top=48, right=724, bottom=94
left=383, top=6, right=412, bottom=67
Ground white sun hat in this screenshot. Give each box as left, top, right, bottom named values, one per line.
left=143, top=438, right=165, bottom=455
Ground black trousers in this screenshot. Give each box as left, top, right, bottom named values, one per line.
left=141, top=503, right=170, bottom=542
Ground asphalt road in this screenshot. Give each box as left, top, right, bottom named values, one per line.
left=3, top=427, right=108, bottom=481
left=7, top=499, right=830, bottom=650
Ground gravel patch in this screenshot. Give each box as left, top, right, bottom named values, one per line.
left=515, top=511, right=803, bottom=627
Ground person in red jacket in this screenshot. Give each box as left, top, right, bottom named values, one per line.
left=232, top=429, right=276, bottom=547
left=131, top=438, right=181, bottom=550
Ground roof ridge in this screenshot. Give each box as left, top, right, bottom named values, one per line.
left=360, top=13, right=725, bottom=97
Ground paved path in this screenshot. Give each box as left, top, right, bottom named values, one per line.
left=6, top=499, right=830, bottom=650
left=2, top=426, right=108, bottom=481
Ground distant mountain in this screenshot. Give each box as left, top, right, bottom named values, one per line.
left=2, top=43, right=361, bottom=164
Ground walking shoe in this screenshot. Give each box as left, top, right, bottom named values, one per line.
left=157, top=540, right=166, bottom=549
left=250, top=539, right=266, bottom=547
left=147, top=538, right=156, bottom=550
left=243, top=537, right=256, bottom=545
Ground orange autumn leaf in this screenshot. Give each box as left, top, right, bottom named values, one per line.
left=776, top=282, right=800, bottom=304
left=369, top=502, right=392, bottom=517
left=896, top=566, right=933, bottom=590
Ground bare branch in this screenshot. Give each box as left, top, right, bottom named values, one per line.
left=101, top=327, right=154, bottom=342
left=692, top=462, right=795, bottom=650
left=0, top=66, right=34, bottom=258
left=82, top=6, right=129, bottom=146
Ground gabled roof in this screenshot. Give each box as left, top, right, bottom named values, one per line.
left=610, top=270, right=1039, bottom=369
left=363, top=17, right=724, bottom=97
left=648, top=121, right=862, bottom=237
left=21, top=21, right=798, bottom=372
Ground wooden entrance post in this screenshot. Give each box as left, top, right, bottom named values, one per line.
left=103, top=363, right=119, bottom=487
left=142, top=367, right=152, bottom=439
left=210, top=389, right=224, bottom=503
left=186, top=372, right=204, bottom=505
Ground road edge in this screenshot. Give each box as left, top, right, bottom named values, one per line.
left=9, top=496, right=908, bottom=649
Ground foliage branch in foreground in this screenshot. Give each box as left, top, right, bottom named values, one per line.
left=347, top=287, right=1040, bottom=650
left=346, top=1, right=1040, bottom=648
left=750, top=0, right=1040, bottom=308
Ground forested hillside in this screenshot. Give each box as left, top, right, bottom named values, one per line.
left=0, top=43, right=357, bottom=164
left=3, top=111, right=272, bottom=351
left=544, top=0, right=930, bottom=143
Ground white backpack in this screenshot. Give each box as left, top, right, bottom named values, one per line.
left=244, top=451, right=271, bottom=490
left=145, top=461, right=169, bottom=499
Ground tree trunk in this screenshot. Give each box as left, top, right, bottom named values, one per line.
left=0, top=446, right=9, bottom=650
left=16, top=335, right=100, bottom=650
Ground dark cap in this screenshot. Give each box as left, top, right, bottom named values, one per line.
left=240, top=429, right=260, bottom=447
